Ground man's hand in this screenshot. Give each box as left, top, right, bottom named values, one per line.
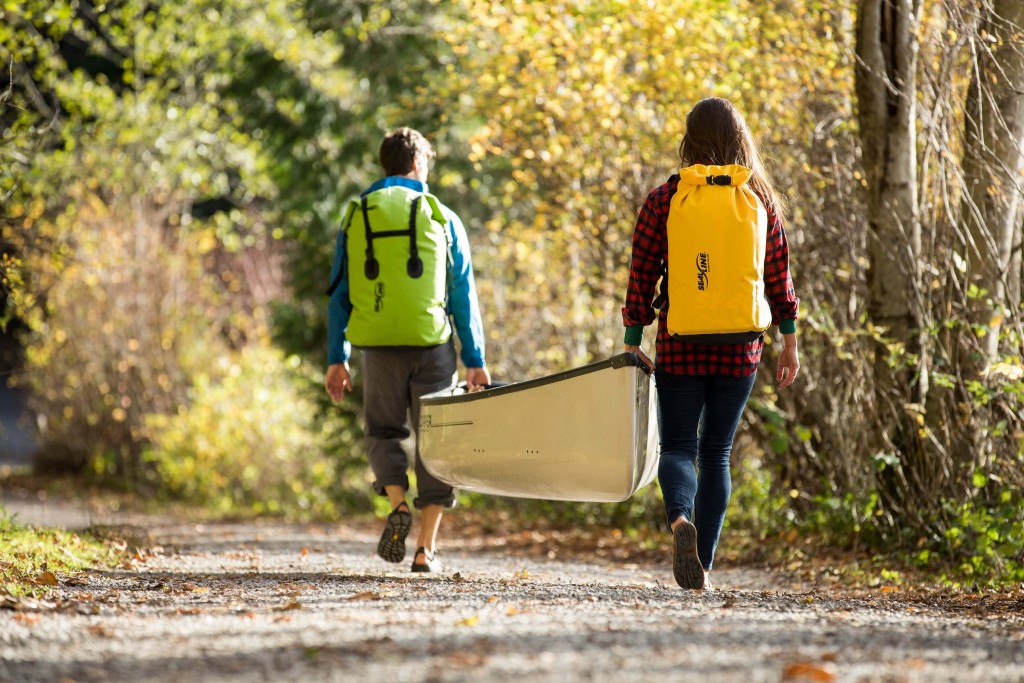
left=465, top=367, right=491, bottom=392
left=777, top=340, right=800, bottom=389
left=326, top=362, right=352, bottom=402
left=624, top=344, right=655, bottom=373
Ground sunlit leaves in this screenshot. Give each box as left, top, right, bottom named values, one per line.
left=1, top=1, right=366, bottom=480
left=420, top=0, right=857, bottom=376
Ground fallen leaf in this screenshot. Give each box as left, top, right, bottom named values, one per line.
left=781, top=661, right=837, bottom=682
left=14, top=613, right=40, bottom=626
left=345, top=592, right=383, bottom=601
left=192, top=587, right=210, bottom=594
left=301, top=547, right=309, bottom=558
left=35, top=572, right=59, bottom=586
left=457, top=615, right=479, bottom=627
left=448, top=651, right=487, bottom=667
left=276, top=599, right=302, bottom=611
left=506, top=606, right=518, bottom=616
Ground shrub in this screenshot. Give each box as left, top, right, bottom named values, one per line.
left=142, top=345, right=341, bottom=518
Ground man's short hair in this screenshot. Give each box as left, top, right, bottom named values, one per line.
left=379, top=127, right=435, bottom=176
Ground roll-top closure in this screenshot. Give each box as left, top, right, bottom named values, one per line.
left=678, top=163, right=752, bottom=187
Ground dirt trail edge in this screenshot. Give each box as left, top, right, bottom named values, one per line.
left=1, top=516, right=1022, bottom=683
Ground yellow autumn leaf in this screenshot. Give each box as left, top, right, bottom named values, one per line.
left=35, top=571, right=59, bottom=586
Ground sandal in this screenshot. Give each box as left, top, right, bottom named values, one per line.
left=376, top=503, right=411, bottom=563
left=410, top=547, right=441, bottom=573
left=671, top=519, right=705, bottom=590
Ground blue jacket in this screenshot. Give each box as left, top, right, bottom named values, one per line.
left=327, top=176, right=486, bottom=368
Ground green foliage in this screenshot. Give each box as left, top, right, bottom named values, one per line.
left=142, top=346, right=343, bottom=519
left=725, top=453, right=791, bottom=536
left=2, top=0, right=1022, bottom=589
left=0, top=0, right=377, bottom=509
left=935, top=489, right=1024, bottom=586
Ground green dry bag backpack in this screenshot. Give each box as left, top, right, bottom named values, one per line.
left=331, top=185, right=452, bottom=348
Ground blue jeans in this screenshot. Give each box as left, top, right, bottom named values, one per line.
left=656, top=371, right=756, bottom=571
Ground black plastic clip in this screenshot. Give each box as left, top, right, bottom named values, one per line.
left=706, top=175, right=732, bottom=186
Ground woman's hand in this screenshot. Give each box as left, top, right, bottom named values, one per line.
left=625, top=344, right=655, bottom=373
left=777, top=336, right=800, bottom=389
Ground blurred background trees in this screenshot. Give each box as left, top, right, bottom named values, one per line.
left=1, top=0, right=1021, bottom=581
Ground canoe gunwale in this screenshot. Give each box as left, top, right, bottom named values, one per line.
left=420, top=352, right=650, bottom=406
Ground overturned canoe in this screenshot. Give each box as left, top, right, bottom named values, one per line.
left=418, top=353, right=659, bottom=503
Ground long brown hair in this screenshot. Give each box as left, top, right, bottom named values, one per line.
left=678, top=97, right=786, bottom=218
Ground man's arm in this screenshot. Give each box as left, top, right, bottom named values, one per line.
left=444, top=208, right=489, bottom=388
left=326, top=226, right=354, bottom=401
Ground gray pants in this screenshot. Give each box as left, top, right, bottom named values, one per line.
left=362, top=341, right=458, bottom=509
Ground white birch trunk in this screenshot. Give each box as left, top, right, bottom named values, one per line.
left=961, top=0, right=1024, bottom=367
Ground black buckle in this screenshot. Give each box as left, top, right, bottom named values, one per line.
left=706, top=174, right=732, bottom=186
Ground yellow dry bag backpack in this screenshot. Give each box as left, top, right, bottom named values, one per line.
left=664, top=163, right=771, bottom=343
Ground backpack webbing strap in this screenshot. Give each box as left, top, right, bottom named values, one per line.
left=407, top=197, right=424, bottom=278
left=361, top=196, right=380, bottom=280
left=358, top=193, right=426, bottom=281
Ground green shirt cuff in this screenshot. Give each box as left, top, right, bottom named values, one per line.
left=624, top=325, right=643, bottom=346
left=778, top=319, right=796, bottom=334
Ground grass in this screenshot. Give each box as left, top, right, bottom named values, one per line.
left=0, top=507, right=126, bottom=598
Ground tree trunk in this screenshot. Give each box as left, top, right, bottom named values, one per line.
left=854, top=0, right=926, bottom=526
left=961, top=0, right=1024, bottom=369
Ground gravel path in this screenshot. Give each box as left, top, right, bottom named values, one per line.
left=1, top=508, right=1023, bottom=682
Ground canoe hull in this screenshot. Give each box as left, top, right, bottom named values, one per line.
left=419, top=353, right=659, bottom=502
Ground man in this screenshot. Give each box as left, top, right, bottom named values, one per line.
left=325, top=127, right=490, bottom=572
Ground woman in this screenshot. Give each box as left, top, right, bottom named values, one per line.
left=622, top=97, right=801, bottom=590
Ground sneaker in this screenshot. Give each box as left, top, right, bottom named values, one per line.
left=411, top=547, right=441, bottom=573
left=671, top=519, right=705, bottom=590
left=376, top=504, right=411, bottom=563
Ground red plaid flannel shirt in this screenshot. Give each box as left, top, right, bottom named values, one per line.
left=622, top=174, right=799, bottom=377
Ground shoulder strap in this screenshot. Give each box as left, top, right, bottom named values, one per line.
left=422, top=193, right=453, bottom=260
left=421, top=194, right=454, bottom=310
left=652, top=261, right=668, bottom=309
left=326, top=201, right=358, bottom=296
